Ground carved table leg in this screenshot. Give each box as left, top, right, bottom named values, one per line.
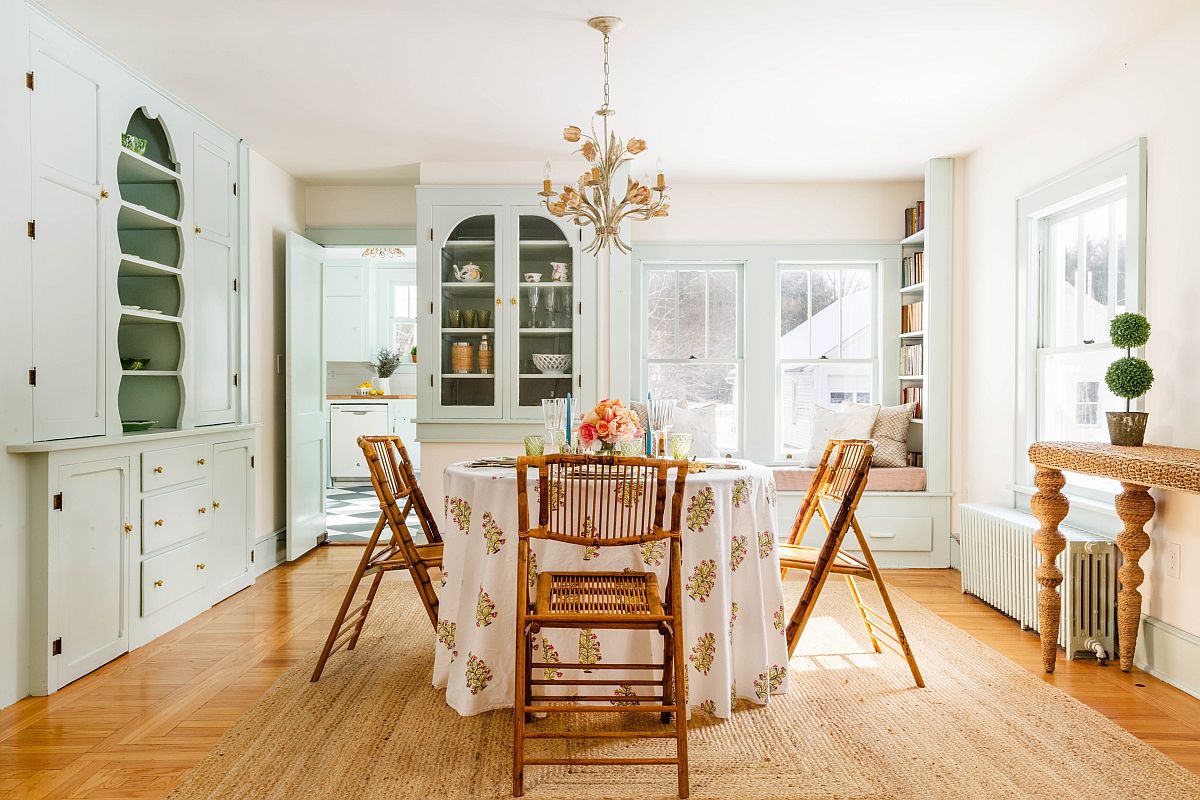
left=1114, top=483, right=1155, bottom=672
left=1030, top=466, right=1068, bottom=673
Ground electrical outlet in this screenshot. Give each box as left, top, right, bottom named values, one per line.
left=1167, top=541, right=1181, bottom=579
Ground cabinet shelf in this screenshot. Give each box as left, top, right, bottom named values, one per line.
left=117, top=149, right=181, bottom=184
left=440, top=282, right=496, bottom=297
left=121, top=370, right=180, bottom=377
left=120, top=308, right=182, bottom=325
left=442, top=373, right=494, bottom=379
left=901, top=229, right=925, bottom=246
left=519, top=373, right=572, bottom=379
left=119, top=253, right=181, bottom=277
left=520, top=240, right=573, bottom=247
left=442, top=328, right=495, bottom=334
left=520, top=282, right=571, bottom=288
left=444, top=239, right=495, bottom=247
left=899, top=375, right=925, bottom=381
left=520, top=328, right=572, bottom=335
left=900, top=282, right=924, bottom=293
left=899, top=330, right=925, bottom=338
left=117, top=201, right=181, bottom=231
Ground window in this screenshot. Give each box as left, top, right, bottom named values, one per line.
left=777, top=265, right=876, bottom=457
left=642, top=264, right=742, bottom=454
left=389, top=280, right=418, bottom=360
left=1017, top=139, right=1145, bottom=494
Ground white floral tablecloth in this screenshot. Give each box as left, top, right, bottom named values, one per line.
left=432, top=460, right=790, bottom=718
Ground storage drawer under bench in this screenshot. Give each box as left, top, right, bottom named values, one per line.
left=141, top=538, right=208, bottom=616
left=141, top=443, right=210, bottom=491
left=141, top=482, right=212, bottom=554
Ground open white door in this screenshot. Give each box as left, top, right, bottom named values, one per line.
left=285, top=232, right=327, bottom=560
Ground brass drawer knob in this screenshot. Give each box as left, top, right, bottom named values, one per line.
left=212, top=500, right=221, bottom=509
left=197, top=457, right=206, bottom=465
left=496, top=297, right=502, bottom=306
left=123, top=523, right=133, bottom=533
left=154, top=519, right=164, bottom=527
left=100, top=188, right=109, bottom=199
left=194, top=226, right=202, bottom=234
left=154, top=579, right=164, bottom=587
left=196, top=562, right=206, bottom=570
left=510, top=297, right=517, bottom=305
left=198, top=506, right=207, bottom=514
left=153, top=466, right=164, bottom=474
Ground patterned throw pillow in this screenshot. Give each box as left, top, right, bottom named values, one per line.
left=864, top=402, right=918, bottom=468
left=805, top=404, right=880, bottom=467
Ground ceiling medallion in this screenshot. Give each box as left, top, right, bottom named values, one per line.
left=539, top=16, right=669, bottom=254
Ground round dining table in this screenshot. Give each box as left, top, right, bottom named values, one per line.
left=432, top=458, right=791, bottom=718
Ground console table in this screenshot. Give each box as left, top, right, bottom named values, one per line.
left=1027, top=441, right=1200, bottom=673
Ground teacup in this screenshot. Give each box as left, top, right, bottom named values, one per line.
left=524, top=273, right=542, bottom=283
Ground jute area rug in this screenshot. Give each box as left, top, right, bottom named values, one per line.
left=169, top=579, right=1200, bottom=799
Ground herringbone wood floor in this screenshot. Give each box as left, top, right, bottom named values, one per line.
left=2, top=547, right=1198, bottom=798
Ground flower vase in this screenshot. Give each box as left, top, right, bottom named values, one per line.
left=597, top=441, right=617, bottom=456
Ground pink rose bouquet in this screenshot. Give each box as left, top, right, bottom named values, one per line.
left=579, top=398, right=643, bottom=449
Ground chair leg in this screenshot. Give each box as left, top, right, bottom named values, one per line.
left=673, top=620, right=689, bottom=799
left=851, top=520, right=925, bottom=689
left=311, top=514, right=388, bottom=682
left=513, top=624, right=527, bottom=797
left=660, top=627, right=674, bottom=725
left=844, top=575, right=881, bottom=654
left=347, top=571, right=385, bottom=651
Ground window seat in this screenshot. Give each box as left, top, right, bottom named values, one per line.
left=773, top=466, right=926, bottom=493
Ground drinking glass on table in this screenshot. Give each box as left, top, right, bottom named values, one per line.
left=541, top=398, right=567, bottom=453
left=649, top=398, right=676, bottom=457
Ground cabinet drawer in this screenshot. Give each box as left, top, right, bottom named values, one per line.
left=141, top=443, right=210, bottom=491
left=851, top=516, right=933, bottom=553
left=141, top=538, right=208, bottom=616
left=141, top=483, right=212, bottom=554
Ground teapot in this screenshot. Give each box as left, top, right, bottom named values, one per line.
left=453, top=263, right=483, bottom=282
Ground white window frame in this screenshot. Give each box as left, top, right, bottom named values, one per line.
left=638, top=261, right=746, bottom=457
left=774, top=262, right=880, bottom=461
left=1014, top=139, right=1146, bottom=503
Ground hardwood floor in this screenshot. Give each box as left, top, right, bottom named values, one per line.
left=2, top=549, right=1198, bottom=798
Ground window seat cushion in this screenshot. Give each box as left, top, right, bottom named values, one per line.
left=773, top=466, right=927, bottom=493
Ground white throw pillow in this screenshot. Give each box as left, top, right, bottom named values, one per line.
left=672, top=403, right=718, bottom=458
left=805, top=404, right=880, bottom=467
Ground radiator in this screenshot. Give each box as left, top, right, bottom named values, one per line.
left=959, top=504, right=1117, bottom=661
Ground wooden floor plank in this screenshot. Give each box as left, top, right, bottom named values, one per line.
left=0, top=550, right=1196, bottom=799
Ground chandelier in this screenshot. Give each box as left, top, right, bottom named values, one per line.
left=360, top=246, right=407, bottom=259
left=539, top=16, right=669, bottom=254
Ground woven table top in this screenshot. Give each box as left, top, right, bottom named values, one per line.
left=1029, top=441, right=1200, bottom=493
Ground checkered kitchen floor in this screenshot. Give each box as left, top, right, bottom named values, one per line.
left=325, top=485, right=381, bottom=543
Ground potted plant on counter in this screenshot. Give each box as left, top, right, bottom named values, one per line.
left=372, top=348, right=402, bottom=395
left=1105, top=312, right=1154, bottom=446
left=410, top=345, right=417, bottom=365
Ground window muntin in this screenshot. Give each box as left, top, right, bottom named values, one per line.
left=389, top=280, right=418, bottom=359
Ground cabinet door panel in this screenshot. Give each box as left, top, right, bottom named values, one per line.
left=30, top=37, right=106, bottom=441
left=210, top=440, right=252, bottom=602
left=324, top=294, right=366, bottom=361
left=55, top=458, right=129, bottom=687
left=190, top=133, right=238, bottom=425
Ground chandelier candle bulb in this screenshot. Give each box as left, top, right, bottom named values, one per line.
left=542, top=161, right=553, bottom=195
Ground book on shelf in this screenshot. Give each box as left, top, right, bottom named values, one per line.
left=906, top=451, right=924, bottom=468
left=903, top=201, right=925, bottom=237
left=900, top=343, right=924, bottom=376
left=902, top=251, right=924, bottom=287
left=902, top=385, right=923, bottom=418
left=901, top=300, right=924, bottom=333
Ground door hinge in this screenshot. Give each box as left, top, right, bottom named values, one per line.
left=578, top=374, right=582, bottom=388
left=28, top=368, right=36, bottom=386
left=25, top=71, right=34, bottom=91
left=250, top=550, right=255, bottom=563
left=429, top=301, right=434, bottom=314
left=233, top=372, right=239, bottom=387
left=428, top=228, right=433, bottom=241
left=52, top=492, right=62, bottom=510
left=51, top=637, right=61, bottom=656
left=429, top=374, right=434, bottom=387
left=27, top=220, right=35, bottom=239
left=233, top=278, right=239, bottom=292
left=232, top=181, right=238, bottom=196
left=578, top=301, right=582, bottom=315
left=250, top=455, right=255, bottom=468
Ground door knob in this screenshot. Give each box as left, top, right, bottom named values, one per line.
left=100, top=188, right=109, bottom=199
left=154, top=519, right=164, bottom=527
left=511, top=297, right=517, bottom=305
left=154, top=579, right=164, bottom=587
left=496, top=297, right=502, bottom=306
left=123, top=522, right=133, bottom=534
left=194, top=226, right=202, bottom=234
left=196, top=562, right=206, bottom=570
left=154, top=466, right=164, bottom=474
left=197, top=457, right=206, bottom=465
left=212, top=500, right=221, bottom=509
left=198, top=506, right=207, bottom=514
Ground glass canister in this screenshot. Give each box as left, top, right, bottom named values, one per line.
left=478, top=334, right=493, bottom=374
left=451, top=341, right=474, bottom=374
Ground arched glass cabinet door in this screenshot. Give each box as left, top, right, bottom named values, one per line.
left=512, top=212, right=577, bottom=418
left=434, top=209, right=501, bottom=417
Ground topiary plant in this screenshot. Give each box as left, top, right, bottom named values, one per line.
left=372, top=348, right=402, bottom=378
left=1105, top=313, right=1153, bottom=412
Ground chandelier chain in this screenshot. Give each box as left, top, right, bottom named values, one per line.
left=601, top=32, right=610, bottom=111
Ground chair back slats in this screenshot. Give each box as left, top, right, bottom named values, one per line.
left=517, top=455, right=688, bottom=546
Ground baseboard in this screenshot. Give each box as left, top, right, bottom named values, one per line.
left=253, top=528, right=286, bottom=577
left=1135, top=614, right=1200, bottom=700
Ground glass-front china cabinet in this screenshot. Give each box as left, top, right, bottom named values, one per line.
left=423, top=190, right=591, bottom=425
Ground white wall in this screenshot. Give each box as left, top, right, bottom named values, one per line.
left=249, top=152, right=305, bottom=544
left=305, top=185, right=415, bottom=228
left=631, top=181, right=923, bottom=243
left=0, top=0, right=32, bottom=710
left=957, top=6, right=1200, bottom=638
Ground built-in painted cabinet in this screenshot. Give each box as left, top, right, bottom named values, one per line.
left=324, top=264, right=369, bottom=361
left=25, top=9, right=246, bottom=443
left=417, top=187, right=596, bottom=433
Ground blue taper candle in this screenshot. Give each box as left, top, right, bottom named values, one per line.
left=645, top=391, right=652, bottom=456
left=566, top=393, right=572, bottom=447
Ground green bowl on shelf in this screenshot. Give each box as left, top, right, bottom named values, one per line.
left=121, top=357, right=151, bottom=370
left=121, top=419, right=157, bottom=433
left=121, top=133, right=148, bottom=155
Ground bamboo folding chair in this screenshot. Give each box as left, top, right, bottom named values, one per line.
left=779, top=439, right=924, bottom=688
left=310, top=435, right=443, bottom=682
left=514, top=454, right=691, bottom=799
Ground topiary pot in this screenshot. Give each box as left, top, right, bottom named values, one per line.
left=1106, top=412, right=1148, bottom=446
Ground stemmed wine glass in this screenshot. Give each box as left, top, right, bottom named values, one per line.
left=528, top=285, right=540, bottom=329
left=545, top=286, right=559, bottom=328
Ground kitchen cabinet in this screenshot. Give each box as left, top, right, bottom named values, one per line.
left=324, top=264, right=369, bottom=362
left=209, top=439, right=254, bottom=602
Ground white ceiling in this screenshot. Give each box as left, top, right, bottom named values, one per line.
left=38, top=0, right=1197, bottom=183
